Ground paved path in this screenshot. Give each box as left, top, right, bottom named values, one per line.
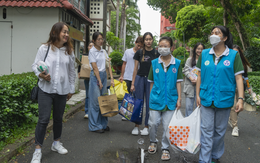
left=9, top=79, right=260, bottom=163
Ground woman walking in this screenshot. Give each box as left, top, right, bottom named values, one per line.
left=130, top=32, right=160, bottom=136
left=183, top=43, right=205, bottom=117
left=88, top=32, right=114, bottom=133
left=229, top=44, right=252, bottom=137
left=78, top=41, right=94, bottom=119
left=148, top=37, right=183, bottom=161
left=119, top=36, right=143, bottom=93
left=31, top=22, right=76, bottom=163
left=196, top=26, right=244, bottom=163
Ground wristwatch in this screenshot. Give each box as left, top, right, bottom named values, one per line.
left=238, top=97, right=245, bottom=101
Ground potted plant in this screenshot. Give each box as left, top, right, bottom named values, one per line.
left=109, top=50, right=123, bottom=74
left=244, top=90, right=260, bottom=111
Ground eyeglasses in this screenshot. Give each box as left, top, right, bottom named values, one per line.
left=97, top=38, right=104, bottom=41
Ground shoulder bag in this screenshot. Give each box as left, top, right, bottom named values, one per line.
left=30, top=45, right=50, bottom=101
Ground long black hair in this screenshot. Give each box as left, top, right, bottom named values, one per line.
left=142, top=32, right=153, bottom=61
left=211, top=25, right=233, bottom=49
left=191, top=43, right=205, bottom=67
left=233, top=45, right=251, bottom=73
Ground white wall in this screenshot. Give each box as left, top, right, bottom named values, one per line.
left=0, top=7, right=59, bottom=75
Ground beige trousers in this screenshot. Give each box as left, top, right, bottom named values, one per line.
left=229, top=89, right=239, bottom=128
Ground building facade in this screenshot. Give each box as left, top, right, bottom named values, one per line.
left=0, top=0, right=93, bottom=77
left=160, top=15, right=176, bottom=35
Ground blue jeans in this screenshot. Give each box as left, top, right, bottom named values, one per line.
left=185, top=89, right=196, bottom=117
left=88, top=71, right=108, bottom=131
left=199, top=105, right=231, bottom=163
left=84, top=79, right=89, bottom=114
left=134, top=75, right=150, bottom=126
left=148, top=110, right=175, bottom=150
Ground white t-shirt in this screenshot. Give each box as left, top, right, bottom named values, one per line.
left=122, top=48, right=135, bottom=81
left=89, top=46, right=109, bottom=72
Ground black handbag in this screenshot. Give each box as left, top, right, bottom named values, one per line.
left=30, top=45, right=50, bottom=101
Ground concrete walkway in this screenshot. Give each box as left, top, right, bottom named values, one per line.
left=6, top=79, right=260, bottom=163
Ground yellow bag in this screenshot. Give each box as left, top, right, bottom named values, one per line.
left=110, top=79, right=129, bottom=100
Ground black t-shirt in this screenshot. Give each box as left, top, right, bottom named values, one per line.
left=133, top=49, right=160, bottom=76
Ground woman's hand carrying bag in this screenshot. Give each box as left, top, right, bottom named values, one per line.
left=30, top=45, right=50, bottom=101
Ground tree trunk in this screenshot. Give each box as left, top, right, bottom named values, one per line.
left=220, top=0, right=250, bottom=50
left=115, top=0, right=120, bottom=37
left=223, top=9, right=228, bottom=26
left=119, top=0, right=126, bottom=50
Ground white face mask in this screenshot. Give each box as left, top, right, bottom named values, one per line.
left=158, top=47, right=171, bottom=56
left=209, top=35, right=221, bottom=46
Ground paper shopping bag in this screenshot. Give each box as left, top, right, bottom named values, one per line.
left=166, top=107, right=201, bottom=154
left=80, top=56, right=91, bottom=79
left=98, top=94, right=119, bottom=117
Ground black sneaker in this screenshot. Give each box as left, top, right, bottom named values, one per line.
left=212, top=158, right=220, bottom=163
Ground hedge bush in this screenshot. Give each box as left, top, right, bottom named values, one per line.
left=248, top=75, right=260, bottom=95
left=248, top=71, right=260, bottom=76
left=110, top=50, right=123, bottom=66
left=244, top=47, right=260, bottom=71
left=0, top=72, right=38, bottom=141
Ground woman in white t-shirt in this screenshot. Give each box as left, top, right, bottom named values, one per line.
left=88, top=32, right=114, bottom=133
left=119, top=36, right=143, bottom=92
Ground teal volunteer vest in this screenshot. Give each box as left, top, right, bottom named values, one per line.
left=149, top=58, right=181, bottom=111
left=200, top=48, right=237, bottom=108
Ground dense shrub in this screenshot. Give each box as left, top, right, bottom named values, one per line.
left=244, top=47, right=260, bottom=71
left=0, top=72, right=38, bottom=141
left=248, top=75, right=260, bottom=95
left=248, top=71, right=260, bottom=76
left=110, top=50, right=123, bottom=66
left=172, top=47, right=189, bottom=68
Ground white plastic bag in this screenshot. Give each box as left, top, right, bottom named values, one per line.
left=166, top=107, right=201, bottom=154
left=37, top=61, right=49, bottom=74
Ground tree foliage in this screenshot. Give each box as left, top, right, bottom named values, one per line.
left=147, top=0, right=260, bottom=50
left=147, top=0, right=198, bottom=23
left=111, top=0, right=141, bottom=49
left=110, top=5, right=141, bottom=49
left=106, top=31, right=122, bottom=50
left=175, top=5, right=207, bottom=41
left=244, top=47, right=260, bottom=71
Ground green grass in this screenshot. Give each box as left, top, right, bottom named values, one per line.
left=0, top=123, right=36, bottom=151
left=0, top=104, right=73, bottom=153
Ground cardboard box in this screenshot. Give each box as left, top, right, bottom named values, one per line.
left=80, top=56, right=91, bottom=79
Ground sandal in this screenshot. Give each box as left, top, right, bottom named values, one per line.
left=148, top=143, right=157, bottom=154
left=161, top=150, right=170, bottom=161
left=104, top=126, right=110, bottom=131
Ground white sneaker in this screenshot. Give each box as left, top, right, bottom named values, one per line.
left=140, top=128, right=149, bottom=136
left=232, top=126, right=239, bottom=137
left=228, top=120, right=233, bottom=128
left=122, top=117, right=127, bottom=121
left=31, top=150, right=42, bottom=163
left=84, top=114, right=88, bottom=119
left=51, top=141, right=68, bottom=154
left=131, top=127, right=139, bottom=135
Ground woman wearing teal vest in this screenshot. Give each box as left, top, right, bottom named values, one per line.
left=196, top=26, right=244, bottom=163
left=147, top=37, right=183, bottom=161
